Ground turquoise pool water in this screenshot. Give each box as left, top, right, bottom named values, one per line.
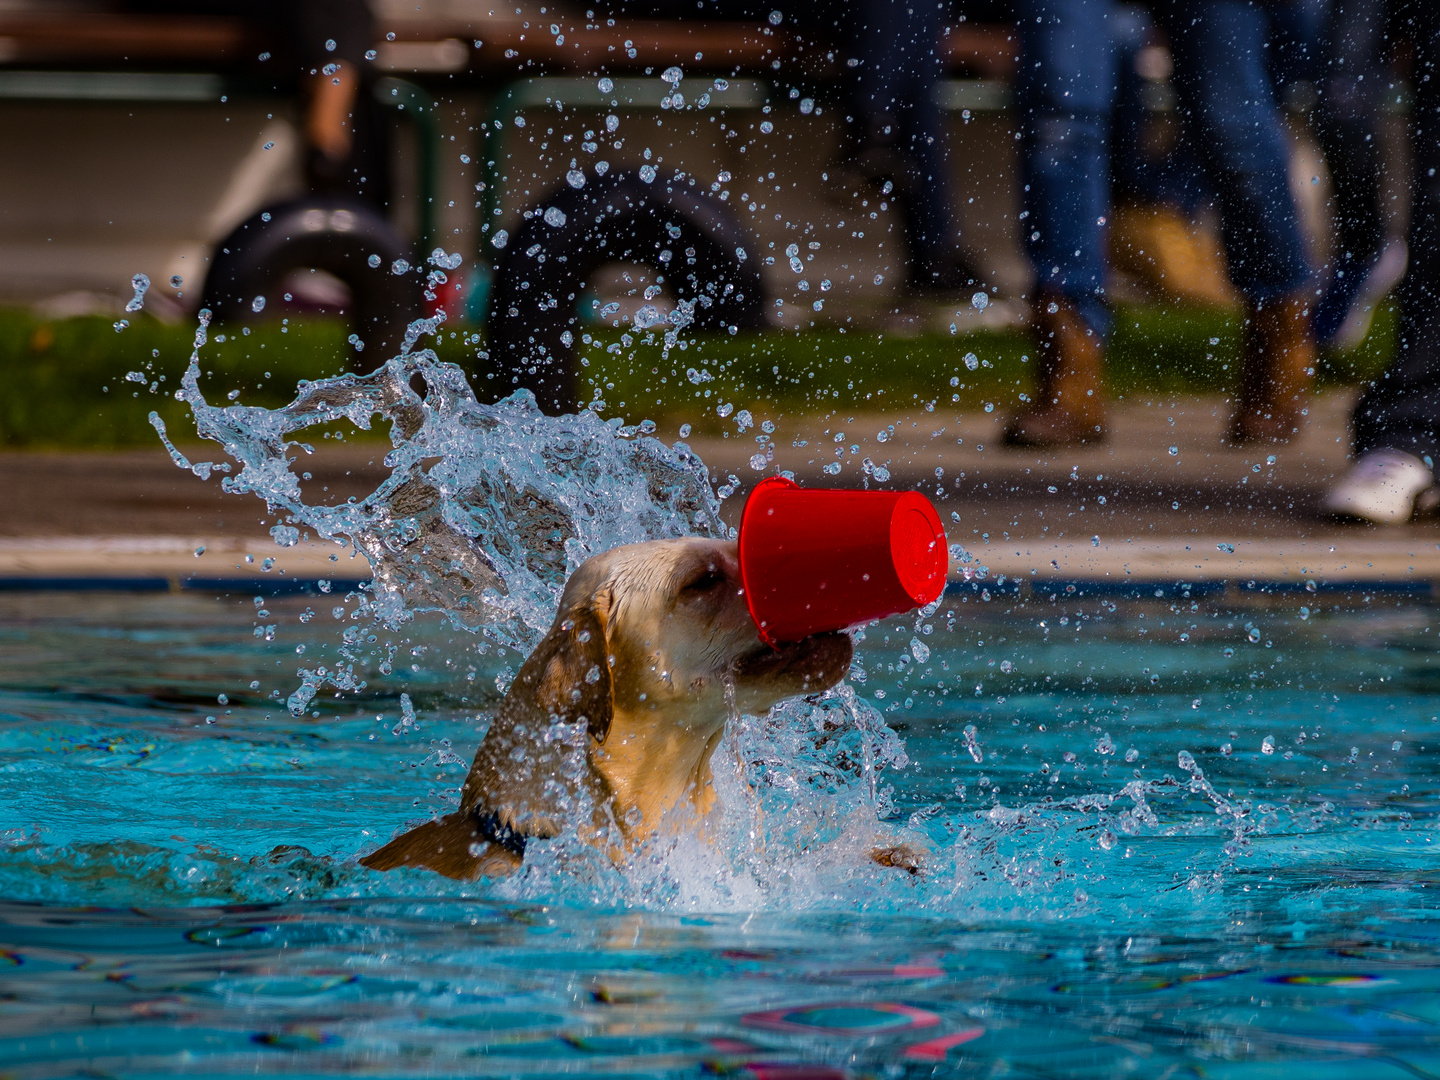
left=2, top=586, right=1438, bottom=1078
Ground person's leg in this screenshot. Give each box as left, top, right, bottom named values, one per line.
left=1160, top=1, right=1316, bottom=443
left=1004, top=0, right=1120, bottom=446
left=1160, top=2, right=1311, bottom=307
left=1313, top=0, right=1401, bottom=347
left=1351, top=1, right=1440, bottom=470
left=896, top=15, right=971, bottom=287
left=837, top=0, right=974, bottom=288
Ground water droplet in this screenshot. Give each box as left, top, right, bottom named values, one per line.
left=391, top=258, right=410, bottom=274
left=1168, top=445, right=1178, bottom=456
left=759, top=120, right=774, bottom=134
left=1220, top=742, right=1232, bottom=756
left=1177, top=750, right=1196, bottom=771
left=639, top=164, right=657, bottom=182
left=964, top=352, right=979, bottom=371
left=491, top=229, right=509, bottom=249
left=971, top=291, right=989, bottom=310
left=251, top=295, right=266, bottom=313
left=1299, top=606, right=1311, bottom=620
left=1091, top=535, right=1100, bottom=547
left=598, top=77, right=614, bottom=93
left=716, top=402, right=734, bottom=418
left=1217, top=542, right=1235, bottom=553
left=1261, top=735, right=1275, bottom=754
left=125, top=272, right=150, bottom=313
left=661, top=65, right=683, bottom=85
left=1248, top=628, right=1261, bottom=643
left=1223, top=647, right=1235, bottom=658
left=566, top=168, right=585, bottom=189
left=910, top=636, right=930, bottom=663
left=678, top=423, right=692, bottom=438
left=1125, top=747, right=1138, bottom=762
left=964, top=724, right=983, bottom=763
left=1392, top=740, right=1403, bottom=751
left=1096, top=733, right=1114, bottom=755
left=768, top=9, right=783, bottom=23
left=800, top=97, right=814, bottom=114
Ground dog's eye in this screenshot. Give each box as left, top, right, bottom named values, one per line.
left=679, top=569, right=726, bottom=596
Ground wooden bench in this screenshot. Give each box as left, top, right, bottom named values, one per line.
left=0, top=6, right=1015, bottom=82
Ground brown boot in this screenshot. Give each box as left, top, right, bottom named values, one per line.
left=1228, top=291, right=1317, bottom=444
left=1003, top=296, right=1107, bottom=447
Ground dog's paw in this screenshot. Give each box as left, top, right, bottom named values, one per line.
left=869, top=843, right=925, bottom=876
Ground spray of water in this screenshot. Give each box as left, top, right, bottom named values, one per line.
left=137, top=305, right=1269, bottom=916
left=153, top=329, right=721, bottom=650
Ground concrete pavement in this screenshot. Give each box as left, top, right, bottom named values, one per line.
left=2, top=389, right=1437, bottom=590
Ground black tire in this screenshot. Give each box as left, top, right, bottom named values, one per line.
left=201, top=196, right=420, bottom=363
left=486, top=171, right=767, bottom=414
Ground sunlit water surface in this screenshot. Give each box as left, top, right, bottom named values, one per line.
left=2, top=587, right=1438, bottom=1078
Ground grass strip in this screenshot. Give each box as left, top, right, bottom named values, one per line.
left=0, top=302, right=1395, bottom=448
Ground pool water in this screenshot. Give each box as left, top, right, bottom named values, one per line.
left=2, top=587, right=1438, bottom=1077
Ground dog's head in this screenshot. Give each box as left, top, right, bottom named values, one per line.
left=461, top=537, right=853, bottom=848
left=518, top=537, right=853, bottom=744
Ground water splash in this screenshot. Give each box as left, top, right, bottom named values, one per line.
left=169, top=345, right=720, bottom=650
left=143, top=317, right=1289, bottom=915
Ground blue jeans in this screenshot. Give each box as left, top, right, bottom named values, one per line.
left=1016, top=0, right=1120, bottom=335
left=1017, top=0, right=1313, bottom=335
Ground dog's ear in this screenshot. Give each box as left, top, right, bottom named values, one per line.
left=520, top=604, right=613, bottom=744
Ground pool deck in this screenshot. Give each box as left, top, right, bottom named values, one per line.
left=3, top=390, right=1438, bottom=594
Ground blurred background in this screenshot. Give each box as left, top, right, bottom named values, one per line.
left=2, top=0, right=1436, bottom=552
left=0, top=0, right=1400, bottom=436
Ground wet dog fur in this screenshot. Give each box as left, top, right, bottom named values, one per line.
left=361, top=537, right=918, bottom=881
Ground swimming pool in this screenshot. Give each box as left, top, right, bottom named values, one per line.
left=3, top=584, right=1437, bottom=1077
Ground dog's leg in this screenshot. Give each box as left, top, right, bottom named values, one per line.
left=360, top=813, right=522, bottom=880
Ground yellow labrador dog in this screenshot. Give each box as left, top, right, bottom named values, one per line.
left=362, top=537, right=889, bottom=881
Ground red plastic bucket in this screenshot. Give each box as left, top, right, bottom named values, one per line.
left=737, top=477, right=948, bottom=645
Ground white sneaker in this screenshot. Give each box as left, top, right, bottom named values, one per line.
left=1324, top=449, right=1436, bottom=524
